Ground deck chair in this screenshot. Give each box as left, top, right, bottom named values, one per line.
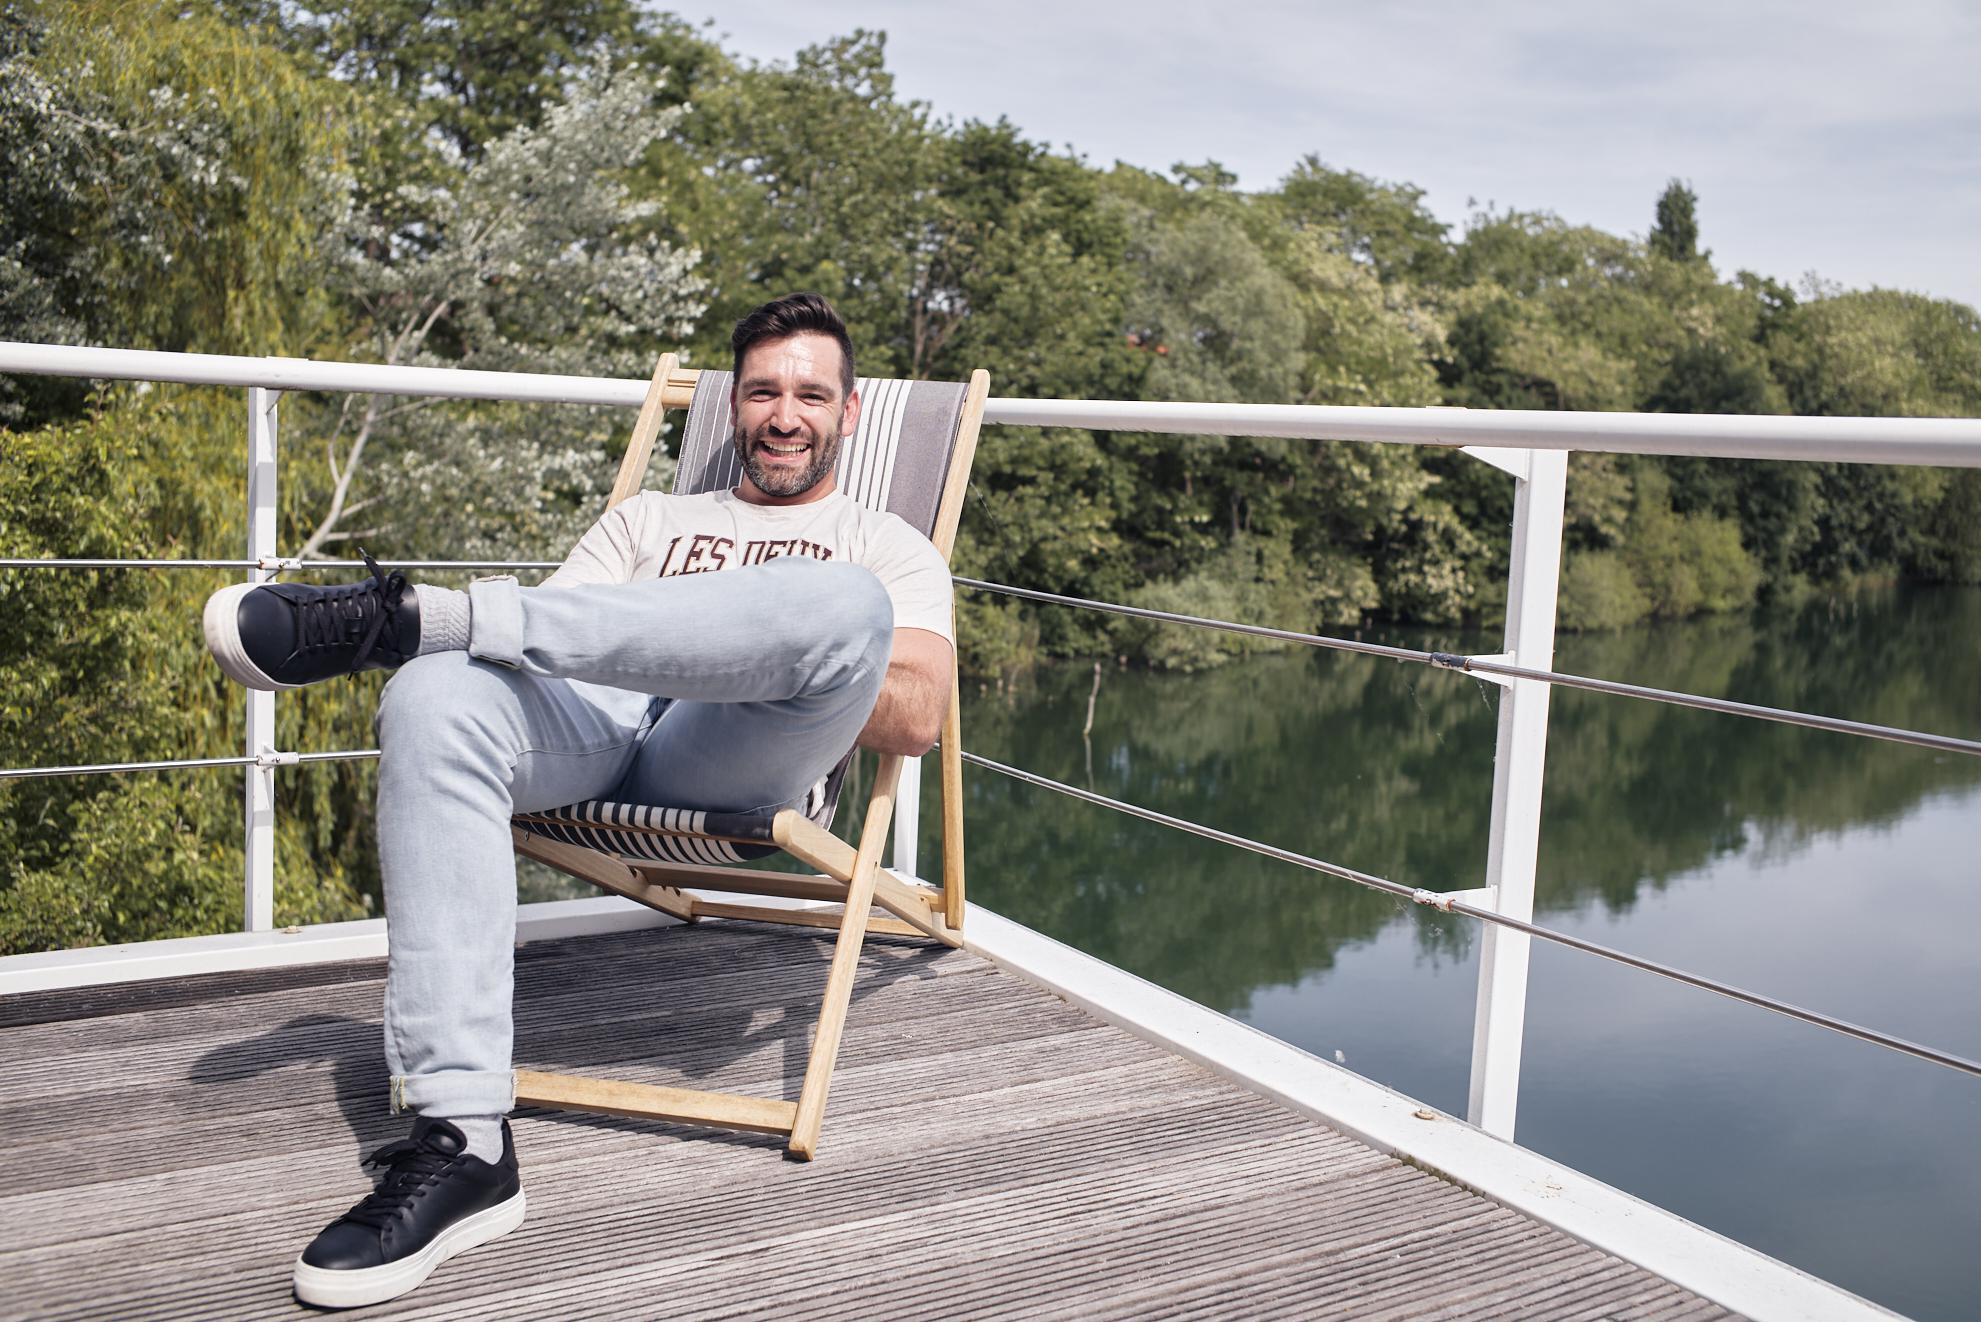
left=506, top=352, right=986, bottom=1159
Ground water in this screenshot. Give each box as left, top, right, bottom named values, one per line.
left=926, top=584, right=1981, bottom=1320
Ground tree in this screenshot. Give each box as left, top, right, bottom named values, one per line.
left=212, top=0, right=656, bottom=158
left=296, top=66, right=706, bottom=562
left=1649, top=179, right=1705, bottom=264
left=0, top=1, right=354, bottom=421
left=1277, top=156, right=1450, bottom=286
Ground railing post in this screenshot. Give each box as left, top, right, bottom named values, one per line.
left=1465, top=447, right=1567, bottom=1140
left=892, top=754, right=922, bottom=878
left=243, top=388, right=280, bottom=932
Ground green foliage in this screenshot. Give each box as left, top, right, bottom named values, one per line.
left=1278, top=156, right=1451, bottom=286
left=1557, top=468, right=1762, bottom=629
left=0, top=0, right=354, bottom=420
left=300, top=64, right=706, bottom=561
left=1558, top=551, right=1650, bottom=631
left=213, top=0, right=655, bottom=158
left=3, top=14, right=1979, bottom=955
left=1113, top=537, right=1376, bottom=671
left=1649, top=179, right=1705, bottom=264
left=0, top=396, right=374, bottom=954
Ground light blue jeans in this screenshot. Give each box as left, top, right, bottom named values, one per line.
left=373, top=557, right=893, bottom=1119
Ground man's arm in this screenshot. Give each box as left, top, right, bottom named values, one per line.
left=858, top=627, right=952, bottom=756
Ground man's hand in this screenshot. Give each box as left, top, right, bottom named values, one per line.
left=858, top=628, right=951, bottom=756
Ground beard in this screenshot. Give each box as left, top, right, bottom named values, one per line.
left=733, top=416, right=844, bottom=498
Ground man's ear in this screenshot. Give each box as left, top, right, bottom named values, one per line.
left=841, top=385, right=862, bottom=438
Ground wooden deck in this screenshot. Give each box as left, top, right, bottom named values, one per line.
left=0, top=923, right=1735, bottom=1319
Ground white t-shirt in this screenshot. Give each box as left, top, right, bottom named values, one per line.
left=544, top=488, right=954, bottom=644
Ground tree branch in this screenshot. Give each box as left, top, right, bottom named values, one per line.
left=298, top=393, right=380, bottom=560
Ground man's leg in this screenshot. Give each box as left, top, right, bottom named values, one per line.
left=455, top=558, right=894, bottom=813
left=373, top=653, right=653, bottom=1128
left=294, top=656, right=648, bottom=1309
left=378, top=557, right=889, bottom=1113
left=462, top=557, right=892, bottom=724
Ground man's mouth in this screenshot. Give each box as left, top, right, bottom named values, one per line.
left=754, top=436, right=810, bottom=460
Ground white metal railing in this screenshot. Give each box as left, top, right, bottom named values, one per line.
left=4, top=341, right=1981, bottom=1145
left=7, top=339, right=1980, bottom=466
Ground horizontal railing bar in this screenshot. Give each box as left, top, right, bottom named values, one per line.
left=958, top=750, right=1981, bottom=1081
left=0, top=559, right=561, bottom=571
left=0, top=749, right=379, bottom=781
left=984, top=397, right=1981, bottom=469
left=6, top=340, right=1980, bottom=466
left=955, top=577, right=1981, bottom=759
left=0, top=342, right=652, bottom=407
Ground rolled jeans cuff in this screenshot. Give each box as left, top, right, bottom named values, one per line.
left=466, top=575, right=524, bottom=668
left=390, top=1069, right=516, bottom=1119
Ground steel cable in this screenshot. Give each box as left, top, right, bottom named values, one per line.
left=959, top=749, right=1981, bottom=1080
left=0, top=749, right=379, bottom=781
left=953, top=576, right=1981, bottom=759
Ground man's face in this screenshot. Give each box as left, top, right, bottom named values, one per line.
left=730, top=332, right=860, bottom=505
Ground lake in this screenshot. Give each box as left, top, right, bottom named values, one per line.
left=917, top=583, right=1981, bottom=1321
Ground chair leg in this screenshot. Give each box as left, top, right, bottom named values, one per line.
left=785, top=754, right=902, bottom=1159
left=940, top=666, right=967, bottom=931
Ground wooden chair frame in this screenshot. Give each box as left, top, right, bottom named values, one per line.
left=508, top=352, right=986, bottom=1159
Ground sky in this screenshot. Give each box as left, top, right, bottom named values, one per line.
left=676, top=0, right=1981, bottom=310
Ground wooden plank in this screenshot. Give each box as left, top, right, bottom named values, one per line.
left=786, top=754, right=901, bottom=1159
left=929, top=372, right=985, bottom=934
left=513, top=1068, right=795, bottom=1136
left=607, top=351, right=678, bottom=509
left=512, top=828, right=696, bottom=922
left=930, top=367, right=989, bottom=559
left=770, top=813, right=951, bottom=941
left=772, top=809, right=859, bottom=875
left=940, top=659, right=966, bottom=930
left=0, top=923, right=1744, bottom=1322
left=636, top=862, right=849, bottom=903
left=691, top=901, right=922, bottom=939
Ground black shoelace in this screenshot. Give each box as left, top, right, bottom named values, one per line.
left=295, top=548, right=409, bottom=669
left=340, top=1135, right=455, bottom=1231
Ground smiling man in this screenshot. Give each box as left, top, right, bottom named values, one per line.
left=200, top=293, right=953, bottom=1308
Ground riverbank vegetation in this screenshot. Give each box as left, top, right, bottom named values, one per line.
left=2, top=0, right=1977, bottom=947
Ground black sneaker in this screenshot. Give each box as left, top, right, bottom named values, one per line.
left=203, top=550, right=420, bottom=690
left=292, top=1117, right=525, bottom=1310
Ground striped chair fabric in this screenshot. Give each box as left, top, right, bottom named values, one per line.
left=514, top=370, right=969, bottom=867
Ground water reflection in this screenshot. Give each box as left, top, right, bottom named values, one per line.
left=929, top=583, right=1979, bottom=1320
left=945, top=586, right=1981, bottom=1003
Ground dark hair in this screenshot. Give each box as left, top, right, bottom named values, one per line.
left=730, top=292, right=856, bottom=395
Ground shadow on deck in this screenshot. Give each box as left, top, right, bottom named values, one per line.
left=0, top=923, right=1730, bottom=1319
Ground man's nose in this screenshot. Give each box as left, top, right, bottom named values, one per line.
left=768, top=394, right=803, bottom=432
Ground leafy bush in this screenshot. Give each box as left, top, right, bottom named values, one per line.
left=1559, top=551, right=1651, bottom=630
left=1112, top=538, right=1375, bottom=671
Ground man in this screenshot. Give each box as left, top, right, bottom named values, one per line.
left=203, top=293, right=953, bottom=1309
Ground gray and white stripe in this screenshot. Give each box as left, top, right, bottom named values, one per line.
left=672, top=371, right=967, bottom=536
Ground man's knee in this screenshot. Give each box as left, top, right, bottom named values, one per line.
left=376, top=652, right=513, bottom=750
left=757, top=557, right=893, bottom=663
left=814, top=561, right=893, bottom=670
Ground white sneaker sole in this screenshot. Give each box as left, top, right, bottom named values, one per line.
left=201, top=583, right=296, bottom=692
left=291, top=1188, right=527, bottom=1309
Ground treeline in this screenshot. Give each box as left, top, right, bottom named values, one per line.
left=1, top=0, right=1978, bottom=950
